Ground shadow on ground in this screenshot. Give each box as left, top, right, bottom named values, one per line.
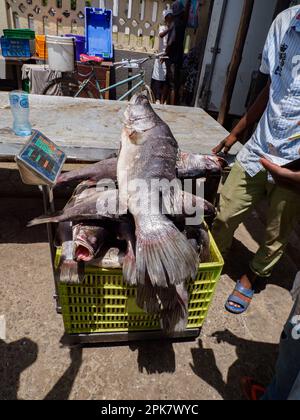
left=0, top=196, right=69, bottom=244
left=0, top=338, right=82, bottom=400
left=0, top=167, right=73, bottom=244
left=129, top=341, right=176, bottom=374
left=190, top=330, right=279, bottom=400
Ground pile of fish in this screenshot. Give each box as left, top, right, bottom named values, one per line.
left=29, top=94, right=226, bottom=332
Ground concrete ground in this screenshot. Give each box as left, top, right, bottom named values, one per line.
left=0, top=167, right=299, bottom=400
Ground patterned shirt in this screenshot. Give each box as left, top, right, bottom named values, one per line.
left=237, top=6, right=300, bottom=177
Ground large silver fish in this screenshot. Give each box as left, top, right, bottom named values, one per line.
left=56, top=153, right=227, bottom=186
left=28, top=186, right=215, bottom=226
left=117, top=93, right=199, bottom=288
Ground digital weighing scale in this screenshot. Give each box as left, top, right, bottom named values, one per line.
left=15, top=130, right=66, bottom=186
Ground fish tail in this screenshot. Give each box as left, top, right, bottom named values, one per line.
left=59, top=259, right=82, bottom=284
left=136, top=281, right=189, bottom=333
left=27, top=212, right=63, bottom=227
left=122, top=244, right=137, bottom=285
left=135, top=216, right=198, bottom=287
left=136, top=279, right=160, bottom=314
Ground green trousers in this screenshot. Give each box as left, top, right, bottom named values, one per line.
left=212, top=162, right=300, bottom=278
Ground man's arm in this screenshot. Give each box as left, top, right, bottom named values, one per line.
left=165, top=22, right=176, bottom=56
left=260, top=158, right=300, bottom=193
left=159, top=27, right=171, bottom=39
left=213, top=79, right=270, bottom=154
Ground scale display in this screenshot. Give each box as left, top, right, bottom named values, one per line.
left=16, top=130, right=66, bottom=185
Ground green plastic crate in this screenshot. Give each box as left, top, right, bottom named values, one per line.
left=57, top=232, right=224, bottom=334
left=3, top=29, right=35, bottom=40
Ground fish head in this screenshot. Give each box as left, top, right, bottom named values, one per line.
left=124, top=93, right=157, bottom=141
left=73, top=225, right=105, bottom=262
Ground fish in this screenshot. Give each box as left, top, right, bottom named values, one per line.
left=55, top=153, right=227, bottom=186
left=28, top=185, right=214, bottom=227
left=185, top=224, right=211, bottom=263
left=90, top=247, right=126, bottom=269
left=117, top=93, right=199, bottom=288
left=28, top=189, right=123, bottom=226
left=56, top=157, right=118, bottom=185
left=176, top=151, right=227, bottom=179
left=72, top=222, right=109, bottom=262
left=56, top=222, right=83, bottom=284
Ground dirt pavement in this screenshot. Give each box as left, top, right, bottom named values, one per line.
left=0, top=186, right=299, bottom=400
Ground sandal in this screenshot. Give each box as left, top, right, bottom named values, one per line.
left=225, top=280, right=254, bottom=314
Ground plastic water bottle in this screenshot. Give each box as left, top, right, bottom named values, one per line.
left=9, top=91, right=32, bottom=136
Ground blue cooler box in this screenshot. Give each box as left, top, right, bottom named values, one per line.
left=85, top=7, right=113, bottom=59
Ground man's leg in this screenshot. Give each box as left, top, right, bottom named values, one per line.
left=288, top=371, right=300, bottom=400
left=263, top=290, right=300, bottom=400
left=212, top=162, right=266, bottom=257
left=250, top=185, right=300, bottom=278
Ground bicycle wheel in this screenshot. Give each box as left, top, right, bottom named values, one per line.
left=74, top=79, right=102, bottom=99
left=42, top=76, right=80, bottom=97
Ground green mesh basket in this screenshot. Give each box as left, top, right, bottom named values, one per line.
left=57, top=232, right=224, bottom=334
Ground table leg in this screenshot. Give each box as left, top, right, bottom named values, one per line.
left=105, top=69, right=110, bottom=100
left=16, top=65, right=23, bottom=90
left=128, top=68, right=133, bottom=100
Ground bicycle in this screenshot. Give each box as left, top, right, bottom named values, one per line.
left=42, top=53, right=167, bottom=102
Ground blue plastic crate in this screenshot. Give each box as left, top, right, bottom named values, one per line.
left=0, top=37, right=34, bottom=57
left=85, top=7, right=113, bottom=59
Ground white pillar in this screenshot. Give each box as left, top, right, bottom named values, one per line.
left=0, top=1, right=9, bottom=36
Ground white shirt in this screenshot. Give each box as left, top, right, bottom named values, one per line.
left=237, top=6, right=300, bottom=177
left=152, top=25, right=168, bottom=82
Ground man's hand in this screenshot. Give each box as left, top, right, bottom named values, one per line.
left=212, top=133, right=238, bottom=155
left=260, top=158, right=300, bottom=192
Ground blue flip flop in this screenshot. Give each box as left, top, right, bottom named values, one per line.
left=225, top=280, right=254, bottom=314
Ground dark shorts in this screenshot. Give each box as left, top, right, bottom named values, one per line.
left=151, top=79, right=166, bottom=101
left=166, top=61, right=181, bottom=90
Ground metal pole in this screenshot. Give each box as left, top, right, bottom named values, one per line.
left=42, top=185, right=61, bottom=313
left=128, top=68, right=133, bottom=100
left=119, top=78, right=144, bottom=101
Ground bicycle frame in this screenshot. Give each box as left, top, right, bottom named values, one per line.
left=74, top=67, right=146, bottom=101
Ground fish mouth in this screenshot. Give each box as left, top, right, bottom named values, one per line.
left=129, top=92, right=149, bottom=106
left=75, top=245, right=93, bottom=262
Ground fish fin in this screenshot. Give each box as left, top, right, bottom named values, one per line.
left=28, top=212, right=63, bottom=227
left=136, top=279, right=160, bottom=314
left=199, top=228, right=211, bottom=263
left=136, top=281, right=189, bottom=333
left=59, top=259, right=83, bottom=284
left=154, top=283, right=188, bottom=333
left=135, top=216, right=198, bottom=287
left=122, top=244, right=137, bottom=285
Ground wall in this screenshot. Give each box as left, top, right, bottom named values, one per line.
left=4, top=0, right=203, bottom=54
left=196, top=0, right=278, bottom=117
left=0, top=1, right=9, bottom=36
